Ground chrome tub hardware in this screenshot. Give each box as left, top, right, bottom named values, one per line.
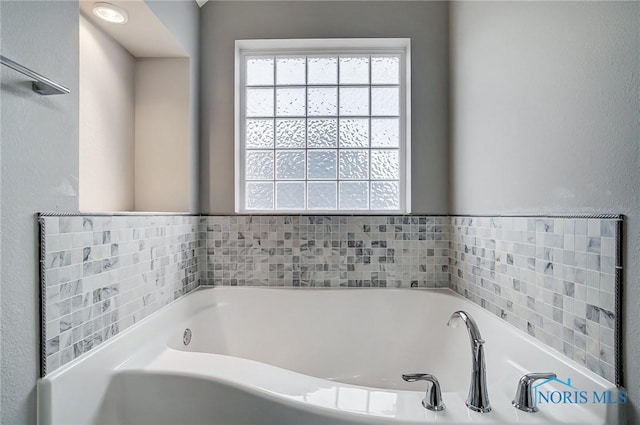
left=512, top=372, right=557, bottom=413
left=183, top=328, right=192, bottom=346
left=447, top=310, right=491, bottom=413
left=402, top=373, right=445, bottom=411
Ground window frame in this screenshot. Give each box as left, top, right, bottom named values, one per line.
left=235, top=38, right=411, bottom=214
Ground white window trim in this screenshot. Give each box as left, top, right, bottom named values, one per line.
left=234, top=38, right=411, bottom=214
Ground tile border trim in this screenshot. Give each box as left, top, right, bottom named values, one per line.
left=615, top=218, right=623, bottom=387
left=38, top=211, right=195, bottom=217
left=38, top=215, right=47, bottom=377
left=38, top=212, right=623, bottom=219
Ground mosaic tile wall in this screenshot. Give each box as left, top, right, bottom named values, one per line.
left=448, top=216, right=620, bottom=383
left=203, top=215, right=450, bottom=288
left=40, top=213, right=621, bottom=384
left=41, top=215, right=203, bottom=374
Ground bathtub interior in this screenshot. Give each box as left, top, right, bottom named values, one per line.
left=163, top=288, right=603, bottom=399
left=165, top=289, right=485, bottom=392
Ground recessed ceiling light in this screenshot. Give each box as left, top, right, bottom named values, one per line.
left=92, top=3, right=128, bottom=24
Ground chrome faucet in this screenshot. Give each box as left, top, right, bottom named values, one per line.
left=402, top=373, right=446, bottom=411
left=447, top=310, right=491, bottom=413
left=512, top=372, right=557, bottom=412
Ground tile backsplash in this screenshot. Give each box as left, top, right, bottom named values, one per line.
left=203, top=215, right=450, bottom=288
left=39, top=213, right=621, bottom=384
left=41, top=215, right=203, bottom=374
left=449, top=216, right=620, bottom=383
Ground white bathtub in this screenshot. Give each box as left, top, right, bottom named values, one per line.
left=38, top=287, right=621, bottom=424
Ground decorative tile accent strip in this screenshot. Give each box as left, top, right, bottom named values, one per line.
left=448, top=217, right=620, bottom=383
left=203, top=215, right=450, bottom=288
left=40, top=215, right=204, bottom=374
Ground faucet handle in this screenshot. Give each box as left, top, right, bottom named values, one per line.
left=512, top=372, right=557, bottom=413
left=402, top=373, right=446, bottom=411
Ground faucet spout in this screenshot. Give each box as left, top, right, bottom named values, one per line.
left=448, top=311, right=491, bottom=413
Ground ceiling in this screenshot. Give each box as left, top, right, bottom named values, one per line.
left=79, top=0, right=187, bottom=58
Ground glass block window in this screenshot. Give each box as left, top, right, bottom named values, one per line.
left=237, top=40, right=410, bottom=213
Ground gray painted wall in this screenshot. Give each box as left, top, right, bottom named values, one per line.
left=146, top=0, right=201, bottom=213
left=199, top=1, right=450, bottom=214
left=0, top=2, right=3, bottom=418
left=0, top=1, right=80, bottom=424
left=449, top=1, right=640, bottom=421
left=0, top=1, right=3, bottom=419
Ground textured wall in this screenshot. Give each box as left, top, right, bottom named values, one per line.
left=0, top=3, right=3, bottom=417
left=0, top=1, right=80, bottom=424
left=79, top=15, right=135, bottom=212
left=450, top=1, right=639, bottom=215
left=449, top=0, right=640, bottom=419
left=200, top=1, right=450, bottom=214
